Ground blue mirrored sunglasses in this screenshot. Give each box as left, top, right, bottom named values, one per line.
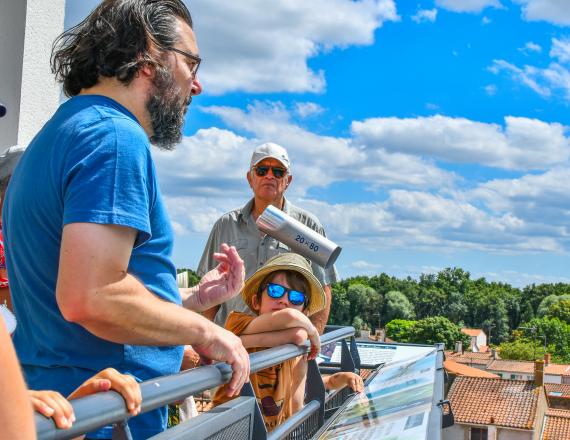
left=265, top=282, right=307, bottom=306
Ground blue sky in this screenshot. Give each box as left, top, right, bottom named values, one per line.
left=66, top=0, right=570, bottom=286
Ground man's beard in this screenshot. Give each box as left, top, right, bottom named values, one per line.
left=147, top=67, right=191, bottom=151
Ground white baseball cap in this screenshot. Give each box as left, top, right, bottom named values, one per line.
left=250, top=142, right=290, bottom=171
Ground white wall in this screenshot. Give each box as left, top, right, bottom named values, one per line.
left=443, top=423, right=466, bottom=440
left=0, top=0, right=65, bottom=151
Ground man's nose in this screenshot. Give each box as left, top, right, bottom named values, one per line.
left=191, top=77, right=202, bottom=96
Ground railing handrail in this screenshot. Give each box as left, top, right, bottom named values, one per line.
left=36, top=326, right=355, bottom=440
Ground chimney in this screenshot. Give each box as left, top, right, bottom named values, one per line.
left=491, top=348, right=498, bottom=360
left=544, top=353, right=551, bottom=366
left=535, top=360, right=544, bottom=387
left=455, top=341, right=463, bottom=353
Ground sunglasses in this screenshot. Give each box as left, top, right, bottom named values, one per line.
left=264, top=282, right=307, bottom=306
left=254, top=166, right=287, bottom=179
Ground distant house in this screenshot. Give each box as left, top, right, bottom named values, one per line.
left=444, top=360, right=500, bottom=379
left=444, top=376, right=547, bottom=440
left=461, top=328, right=488, bottom=352
left=487, top=357, right=570, bottom=384
left=445, top=350, right=495, bottom=371
left=544, top=384, right=570, bottom=411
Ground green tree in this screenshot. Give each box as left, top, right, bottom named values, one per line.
left=385, top=319, right=417, bottom=342
left=408, top=316, right=470, bottom=350
left=537, top=294, right=570, bottom=317
left=352, top=316, right=364, bottom=337
left=329, top=285, right=350, bottom=325
left=383, top=290, right=415, bottom=324
left=547, top=300, right=570, bottom=323
left=498, top=339, right=553, bottom=361
left=518, top=317, right=570, bottom=363
left=346, top=283, right=382, bottom=330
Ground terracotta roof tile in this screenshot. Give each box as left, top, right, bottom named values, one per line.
left=545, top=364, right=570, bottom=376
left=487, top=360, right=535, bottom=374
left=542, top=415, right=570, bottom=439
left=462, top=328, right=484, bottom=337
left=544, top=384, right=570, bottom=399
left=546, top=409, right=570, bottom=417
left=444, top=360, right=500, bottom=378
left=445, top=351, right=494, bottom=366
left=447, top=377, right=539, bottom=430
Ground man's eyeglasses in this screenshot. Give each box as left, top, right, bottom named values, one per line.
left=254, top=166, right=287, bottom=179
left=264, top=282, right=307, bottom=306
left=168, top=47, right=201, bottom=78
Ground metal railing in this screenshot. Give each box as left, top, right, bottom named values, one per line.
left=35, top=326, right=357, bottom=440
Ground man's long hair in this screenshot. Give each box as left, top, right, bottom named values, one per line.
left=51, top=0, right=192, bottom=97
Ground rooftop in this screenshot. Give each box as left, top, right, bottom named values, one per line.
left=445, top=351, right=493, bottom=365
left=542, top=411, right=570, bottom=440
left=447, top=377, right=540, bottom=430
left=545, top=384, right=570, bottom=399
left=444, top=360, right=500, bottom=378
left=461, top=328, right=484, bottom=337
left=487, top=359, right=535, bottom=374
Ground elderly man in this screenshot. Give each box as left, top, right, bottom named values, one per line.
left=199, top=142, right=338, bottom=333
left=3, top=1, right=249, bottom=438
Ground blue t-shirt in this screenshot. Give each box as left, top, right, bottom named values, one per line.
left=3, top=95, right=183, bottom=439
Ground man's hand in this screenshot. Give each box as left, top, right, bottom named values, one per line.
left=67, top=368, right=142, bottom=416
left=192, top=326, right=250, bottom=397
left=183, top=244, right=245, bottom=311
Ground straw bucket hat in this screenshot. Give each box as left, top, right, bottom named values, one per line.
left=242, top=253, right=326, bottom=316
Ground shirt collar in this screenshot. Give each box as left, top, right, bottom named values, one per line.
left=238, top=197, right=290, bottom=223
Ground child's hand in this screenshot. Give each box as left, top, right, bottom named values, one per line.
left=29, top=390, right=75, bottom=429
left=307, top=325, right=321, bottom=360
left=326, top=372, right=364, bottom=392
left=67, top=368, right=142, bottom=416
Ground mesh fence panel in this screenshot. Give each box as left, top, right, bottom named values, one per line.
left=283, top=407, right=321, bottom=440
left=206, top=414, right=252, bottom=440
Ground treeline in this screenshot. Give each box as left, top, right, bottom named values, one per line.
left=180, top=266, right=570, bottom=362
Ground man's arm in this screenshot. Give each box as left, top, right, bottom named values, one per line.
left=310, top=284, right=332, bottom=335
left=0, top=319, right=36, bottom=440
left=56, top=223, right=250, bottom=396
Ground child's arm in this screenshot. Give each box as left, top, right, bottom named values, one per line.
left=240, top=308, right=320, bottom=359
left=290, top=355, right=308, bottom=413
left=240, top=327, right=309, bottom=348
left=322, top=372, right=364, bottom=393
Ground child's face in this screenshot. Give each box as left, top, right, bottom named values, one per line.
left=254, top=272, right=306, bottom=315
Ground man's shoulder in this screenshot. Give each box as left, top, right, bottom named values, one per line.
left=211, top=202, right=251, bottom=229
left=287, top=202, right=323, bottom=229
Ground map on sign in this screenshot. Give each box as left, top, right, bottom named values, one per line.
left=319, top=348, right=437, bottom=440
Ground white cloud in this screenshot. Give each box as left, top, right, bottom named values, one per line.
left=551, top=37, right=570, bottom=64
left=491, top=37, right=570, bottom=101
left=200, top=102, right=454, bottom=192
left=482, top=16, right=492, bottom=24
left=519, top=41, right=542, bottom=54
left=189, top=0, right=399, bottom=94
left=352, top=260, right=384, bottom=270
left=484, top=84, right=497, bottom=95
left=514, top=0, right=570, bottom=26
left=351, top=115, right=570, bottom=170
left=411, top=8, right=438, bottom=23
left=294, top=102, right=325, bottom=118
left=435, top=0, right=502, bottom=13
left=64, top=0, right=399, bottom=95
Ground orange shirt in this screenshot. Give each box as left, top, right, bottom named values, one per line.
left=212, top=311, right=296, bottom=431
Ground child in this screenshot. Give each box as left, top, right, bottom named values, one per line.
left=213, top=253, right=325, bottom=431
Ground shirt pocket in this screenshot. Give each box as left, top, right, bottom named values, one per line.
left=229, top=238, right=248, bottom=252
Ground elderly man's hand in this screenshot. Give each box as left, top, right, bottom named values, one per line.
left=197, top=243, right=245, bottom=309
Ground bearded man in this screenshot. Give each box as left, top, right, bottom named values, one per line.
left=3, top=1, right=250, bottom=438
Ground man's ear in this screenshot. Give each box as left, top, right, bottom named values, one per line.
left=285, top=174, right=292, bottom=188
left=139, top=62, right=155, bottom=79
left=246, top=171, right=253, bottom=189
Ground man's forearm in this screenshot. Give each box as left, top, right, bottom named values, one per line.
left=310, top=284, right=332, bottom=334
left=60, top=273, right=215, bottom=347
